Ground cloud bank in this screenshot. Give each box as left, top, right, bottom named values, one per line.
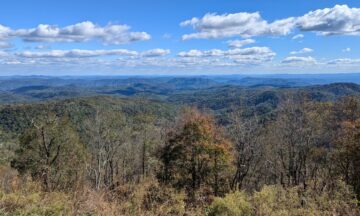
left=16, top=48, right=170, bottom=58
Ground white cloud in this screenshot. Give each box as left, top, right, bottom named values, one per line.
left=226, top=47, right=274, bottom=56
left=227, top=47, right=276, bottom=64
left=181, top=5, right=360, bottom=40
left=0, top=24, right=11, bottom=41
left=342, top=47, right=351, bottom=52
left=282, top=56, right=317, bottom=64
left=297, top=5, right=360, bottom=36
left=181, top=12, right=296, bottom=40
left=1, top=21, right=150, bottom=44
left=178, top=46, right=275, bottom=65
left=6, top=49, right=360, bottom=74
left=178, top=49, right=224, bottom=57
left=327, top=58, right=360, bottom=64
left=141, top=49, right=170, bottom=57
left=178, top=46, right=274, bottom=57
left=292, top=34, right=304, bottom=40
left=16, top=49, right=139, bottom=58
left=178, top=49, right=205, bottom=57
left=290, top=48, right=313, bottom=55
left=16, top=48, right=172, bottom=59
left=227, top=39, right=255, bottom=48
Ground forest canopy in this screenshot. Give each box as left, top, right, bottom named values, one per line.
left=0, top=82, right=359, bottom=215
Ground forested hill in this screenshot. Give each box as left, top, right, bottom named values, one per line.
left=1, top=77, right=360, bottom=215
left=2, top=81, right=360, bottom=141
left=2, top=77, right=360, bottom=126
left=1, top=75, right=360, bottom=105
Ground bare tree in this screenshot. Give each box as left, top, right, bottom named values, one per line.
left=268, top=95, right=323, bottom=188
left=85, top=109, right=129, bottom=190
left=228, top=109, right=265, bottom=190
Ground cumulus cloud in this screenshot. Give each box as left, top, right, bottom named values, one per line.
left=179, top=46, right=274, bottom=57
left=296, top=5, right=360, bottom=36
left=178, top=49, right=222, bottom=57
left=178, top=49, right=203, bottom=57
left=282, top=56, right=317, bottom=64
left=342, top=47, right=351, bottom=52
left=180, top=12, right=296, bottom=40
left=227, top=39, right=255, bottom=48
left=141, top=49, right=170, bottom=57
left=292, top=34, right=304, bottom=40
left=0, top=24, right=11, bottom=40
left=290, top=48, right=313, bottom=55
left=1, top=21, right=150, bottom=44
left=227, top=47, right=276, bottom=64
left=181, top=5, right=360, bottom=40
left=226, top=47, right=274, bottom=56
left=178, top=46, right=275, bottom=65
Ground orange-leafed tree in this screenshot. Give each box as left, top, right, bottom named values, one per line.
left=159, top=107, right=233, bottom=204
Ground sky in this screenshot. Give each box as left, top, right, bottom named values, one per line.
left=0, top=0, right=360, bottom=75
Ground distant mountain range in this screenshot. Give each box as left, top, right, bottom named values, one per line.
left=1, top=74, right=360, bottom=104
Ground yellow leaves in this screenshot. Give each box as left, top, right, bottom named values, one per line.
left=0, top=175, right=71, bottom=215
left=208, top=191, right=252, bottom=216
left=208, top=181, right=358, bottom=216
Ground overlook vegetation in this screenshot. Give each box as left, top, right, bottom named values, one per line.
left=0, top=76, right=360, bottom=215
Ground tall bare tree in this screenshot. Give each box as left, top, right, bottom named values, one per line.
left=228, top=109, right=264, bottom=190
left=85, top=109, right=129, bottom=190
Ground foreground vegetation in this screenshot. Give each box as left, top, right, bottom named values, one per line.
left=0, top=88, right=360, bottom=215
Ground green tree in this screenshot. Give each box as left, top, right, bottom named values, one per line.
left=11, top=114, right=87, bottom=191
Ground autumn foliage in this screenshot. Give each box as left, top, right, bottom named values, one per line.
left=0, top=98, right=360, bottom=215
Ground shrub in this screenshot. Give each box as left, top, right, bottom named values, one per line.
left=113, top=178, right=186, bottom=216
left=0, top=188, right=71, bottom=215
left=252, top=185, right=300, bottom=216
left=207, top=191, right=252, bottom=216
left=208, top=181, right=359, bottom=216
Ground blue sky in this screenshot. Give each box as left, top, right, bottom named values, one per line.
left=0, top=0, right=360, bottom=75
